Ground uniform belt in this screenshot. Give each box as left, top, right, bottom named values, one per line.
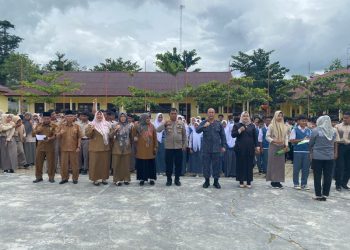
left=81, top=138, right=89, bottom=140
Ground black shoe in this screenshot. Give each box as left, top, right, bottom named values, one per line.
left=117, top=182, right=122, bottom=186
left=213, top=178, right=221, bottom=189
left=59, top=180, right=68, bottom=185
left=336, top=186, right=342, bottom=191
left=277, top=183, right=284, bottom=189
left=166, top=178, right=172, bottom=186
left=101, top=180, right=108, bottom=185
left=139, top=181, right=145, bottom=186
left=175, top=179, right=181, bottom=186
left=3, top=170, right=8, bottom=173
left=33, top=178, right=43, bottom=183
left=321, top=197, right=327, bottom=201
left=8, top=169, right=14, bottom=173
left=341, top=185, right=350, bottom=190
left=24, top=164, right=30, bottom=168
left=93, top=181, right=100, bottom=186
left=203, top=178, right=210, bottom=188
left=150, top=180, right=155, bottom=185
left=49, top=179, right=55, bottom=183
left=124, top=182, right=130, bottom=185
left=73, top=180, right=78, bottom=184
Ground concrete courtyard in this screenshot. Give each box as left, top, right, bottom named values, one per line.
left=0, top=168, right=349, bottom=250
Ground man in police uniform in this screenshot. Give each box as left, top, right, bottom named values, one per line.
left=156, top=108, right=187, bottom=186
left=32, top=112, right=57, bottom=183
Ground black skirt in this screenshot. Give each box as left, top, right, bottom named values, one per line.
left=136, top=158, right=157, bottom=181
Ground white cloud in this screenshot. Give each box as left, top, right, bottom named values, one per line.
left=0, top=0, right=349, bottom=74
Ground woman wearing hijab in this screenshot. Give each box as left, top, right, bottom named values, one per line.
left=23, top=112, right=36, bottom=166
left=188, top=121, right=203, bottom=176
left=222, top=120, right=237, bottom=178
left=132, top=113, right=158, bottom=186
left=0, top=114, right=17, bottom=173
left=266, top=111, right=289, bottom=188
left=309, top=116, right=337, bottom=201
left=153, top=113, right=166, bottom=175
left=86, top=111, right=111, bottom=186
left=13, top=116, right=27, bottom=168
left=232, top=112, right=259, bottom=188
left=110, top=113, right=133, bottom=186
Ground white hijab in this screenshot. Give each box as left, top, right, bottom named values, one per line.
left=191, top=122, right=202, bottom=152
left=91, top=111, right=111, bottom=145
left=153, top=113, right=164, bottom=143
left=239, top=111, right=252, bottom=125
left=222, top=120, right=235, bottom=148
left=316, top=115, right=335, bottom=141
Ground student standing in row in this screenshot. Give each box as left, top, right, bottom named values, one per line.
left=266, top=111, right=289, bottom=189
left=334, top=111, right=350, bottom=191
left=289, top=115, right=311, bottom=190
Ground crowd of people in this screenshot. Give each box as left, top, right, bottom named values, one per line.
left=0, top=104, right=349, bottom=202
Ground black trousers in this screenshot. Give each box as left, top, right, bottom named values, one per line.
left=165, top=149, right=183, bottom=179
left=312, top=159, right=334, bottom=197
left=335, top=144, right=350, bottom=187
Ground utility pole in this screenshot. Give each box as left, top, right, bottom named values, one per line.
left=179, top=3, right=184, bottom=53
left=347, top=45, right=350, bottom=69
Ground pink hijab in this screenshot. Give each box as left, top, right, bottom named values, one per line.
left=91, top=111, right=111, bottom=145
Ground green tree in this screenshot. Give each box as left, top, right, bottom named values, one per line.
left=192, top=81, right=228, bottom=111
left=324, top=58, right=345, bottom=72
left=155, top=47, right=201, bottom=73
left=93, top=57, right=142, bottom=72
left=19, top=72, right=81, bottom=107
left=0, top=53, right=40, bottom=88
left=112, top=87, right=160, bottom=113
left=289, top=73, right=350, bottom=115
left=0, top=20, right=23, bottom=65
left=44, top=52, right=80, bottom=71
left=230, top=48, right=289, bottom=108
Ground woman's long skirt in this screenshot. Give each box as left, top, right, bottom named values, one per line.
left=235, top=148, right=254, bottom=182
left=155, top=142, right=166, bottom=174
left=136, top=158, right=157, bottom=181
left=23, top=141, right=36, bottom=165
left=112, top=154, right=131, bottom=182
left=16, top=140, right=27, bottom=166
left=189, top=150, right=202, bottom=174
left=223, top=147, right=236, bottom=177
left=1, top=138, right=18, bottom=171
left=266, top=144, right=286, bottom=182
left=89, top=151, right=110, bottom=181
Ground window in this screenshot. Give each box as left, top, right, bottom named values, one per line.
left=151, top=103, right=172, bottom=113
left=35, top=103, right=44, bottom=113
left=77, top=103, right=100, bottom=112
left=55, top=103, right=76, bottom=112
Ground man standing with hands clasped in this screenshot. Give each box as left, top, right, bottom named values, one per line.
left=57, top=110, right=82, bottom=184
left=156, top=108, right=187, bottom=186
left=196, top=108, right=227, bottom=189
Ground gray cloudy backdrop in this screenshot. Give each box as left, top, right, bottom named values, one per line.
left=1, top=0, right=349, bottom=75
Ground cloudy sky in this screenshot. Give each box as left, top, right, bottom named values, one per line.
left=1, top=0, right=349, bottom=75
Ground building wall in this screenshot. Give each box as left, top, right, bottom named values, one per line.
left=0, top=95, right=8, bottom=113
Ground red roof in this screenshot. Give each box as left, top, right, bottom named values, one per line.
left=5, top=71, right=232, bottom=97
left=291, top=69, right=350, bottom=99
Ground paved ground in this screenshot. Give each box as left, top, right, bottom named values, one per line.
left=0, top=167, right=350, bottom=250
